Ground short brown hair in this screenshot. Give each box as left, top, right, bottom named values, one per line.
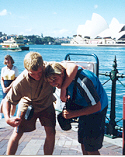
left=4, top=55, right=14, bottom=65
left=24, top=52, right=43, bottom=71
left=45, top=62, right=65, bottom=78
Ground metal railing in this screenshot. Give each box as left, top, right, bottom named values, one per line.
left=99, top=56, right=125, bottom=138
left=65, top=53, right=125, bottom=139
left=64, top=53, right=125, bottom=155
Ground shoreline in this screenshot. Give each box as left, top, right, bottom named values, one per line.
left=61, top=43, right=125, bottom=47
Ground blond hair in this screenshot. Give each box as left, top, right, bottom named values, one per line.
left=24, top=52, right=43, bottom=71
left=45, top=62, right=65, bottom=78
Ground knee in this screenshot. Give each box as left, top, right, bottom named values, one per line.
left=11, top=130, right=23, bottom=141
left=49, top=129, right=56, bottom=137
left=46, top=127, right=56, bottom=138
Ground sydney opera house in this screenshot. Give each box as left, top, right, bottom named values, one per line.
left=62, top=13, right=125, bottom=46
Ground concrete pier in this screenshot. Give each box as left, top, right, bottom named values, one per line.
left=0, top=118, right=122, bottom=155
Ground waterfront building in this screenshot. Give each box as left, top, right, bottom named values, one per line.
left=70, top=13, right=125, bottom=45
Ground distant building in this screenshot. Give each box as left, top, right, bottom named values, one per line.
left=0, top=32, right=2, bottom=37
left=41, top=33, right=43, bottom=38
left=71, top=13, right=125, bottom=45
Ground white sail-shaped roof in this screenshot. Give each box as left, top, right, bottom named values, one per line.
left=77, top=13, right=109, bottom=38
left=76, top=13, right=125, bottom=41
left=77, top=25, right=85, bottom=36
left=116, top=31, right=125, bottom=40
left=109, top=18, right=124, bottom=38
left=90, top=13, right=109, bottom=38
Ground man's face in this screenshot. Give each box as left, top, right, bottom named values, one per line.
left=28, top=66, right=43, bottom=80
left=47, top=74, right=64, bottom=89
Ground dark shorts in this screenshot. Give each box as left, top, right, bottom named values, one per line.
left=16, top=104, right=56, bottom=133
left=78, top=106, right=108, bottom=152
left=2, top=80, right=13, bottom=98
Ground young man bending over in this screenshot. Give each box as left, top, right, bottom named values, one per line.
left=2, top=52, right=78, bottom=155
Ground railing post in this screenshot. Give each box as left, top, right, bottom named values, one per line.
left=108, top=56, right=118, bottom=137
left=123, top=96, right=125, bottom=155
left=100, top=55, right=125, bottom=138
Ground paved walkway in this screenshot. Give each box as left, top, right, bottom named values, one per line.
left=0, top=118, right=122, bottom=155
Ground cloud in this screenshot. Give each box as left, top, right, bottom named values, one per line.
left=18, top=15, right=28, bottom=19
left=53, top=12, right=57, bottom=15
left=59, top=29, right=68, bottom=34
left=51, top=28, right=69, bottom=37
left=94, top=5, right=98, bottom=9
left=0, top=9, right=11, bottom=16
left=52, top=29, right=68, bottom=35
left=25, top=28, right=33, bottom=32
left=26, top=28, right=32, bottom=32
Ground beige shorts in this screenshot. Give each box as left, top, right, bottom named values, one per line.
left=16, top=104, right=56, bottom=133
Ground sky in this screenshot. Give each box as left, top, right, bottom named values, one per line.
left=0, top=0, right=125, bottom=38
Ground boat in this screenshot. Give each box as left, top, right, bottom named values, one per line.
left=0, top=37, right=29, bottom=51
left=0, top=45, right=21, bottom=51
left=14, top=36, right=29, bottom=50
left=0, top=38, right=21, bottom=51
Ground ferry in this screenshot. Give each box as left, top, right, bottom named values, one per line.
left=0, top=37, right=29, bottom=51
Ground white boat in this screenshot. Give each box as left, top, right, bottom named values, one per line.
left=14, top=36, right=29, bottom=50
left=0, top=37, right=29, bottom=51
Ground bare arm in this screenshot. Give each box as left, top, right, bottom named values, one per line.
left=60, top=62, right=78, bottom=102
left=2, top=99, right=21, bottom=127
left=63, top=101, right=101, bottom=119
left=1, top=77, right=16, bottom=93
left=1, top=77, right=7, bottom=92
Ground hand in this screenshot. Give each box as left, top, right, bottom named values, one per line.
left=62, top=109, right=75, bottom=119
left=6, top=117, right=22, bottom=127
left=3, top=87, right=10, bottom=93
left=60, top=88, right=70, bottom=102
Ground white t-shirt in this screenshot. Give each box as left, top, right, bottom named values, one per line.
left=1, top=65, right=19, bottom=80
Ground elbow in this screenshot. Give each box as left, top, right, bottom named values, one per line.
left=97, top=101, right=101, bottom=112
left=75, top=64, right=78, bottom=70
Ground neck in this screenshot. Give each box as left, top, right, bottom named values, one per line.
left=7, top=65, right=13, bottom=69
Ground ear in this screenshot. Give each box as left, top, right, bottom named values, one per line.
left=61, top=70, right=64, bottom=77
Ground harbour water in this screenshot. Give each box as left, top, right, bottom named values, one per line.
left=0, top=45, right=125, bottom=127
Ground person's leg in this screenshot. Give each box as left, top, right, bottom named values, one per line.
left=44, top=126, right=56, bottom=155
left=0, top=100, right=3, bottom=119
left=87, top=150, right=100, bottom=155
left=0, top=99, right=4, bottom=113
left=10, top=105, right=16, bottom=116
left=81, top=144, right=88, bottom=155
left=7, top=129, right=23, bottom=155
left=38, top=104, right=56, bottom=155
left=78, top=112, right=104, bottom=156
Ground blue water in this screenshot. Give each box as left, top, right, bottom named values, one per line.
left=0, top=45, right=125, bottom=127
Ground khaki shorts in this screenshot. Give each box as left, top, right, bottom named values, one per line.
left=16, top=104, right=56, bottom=133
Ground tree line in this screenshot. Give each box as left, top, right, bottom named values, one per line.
left=23, top=35, right=69, bottom=45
